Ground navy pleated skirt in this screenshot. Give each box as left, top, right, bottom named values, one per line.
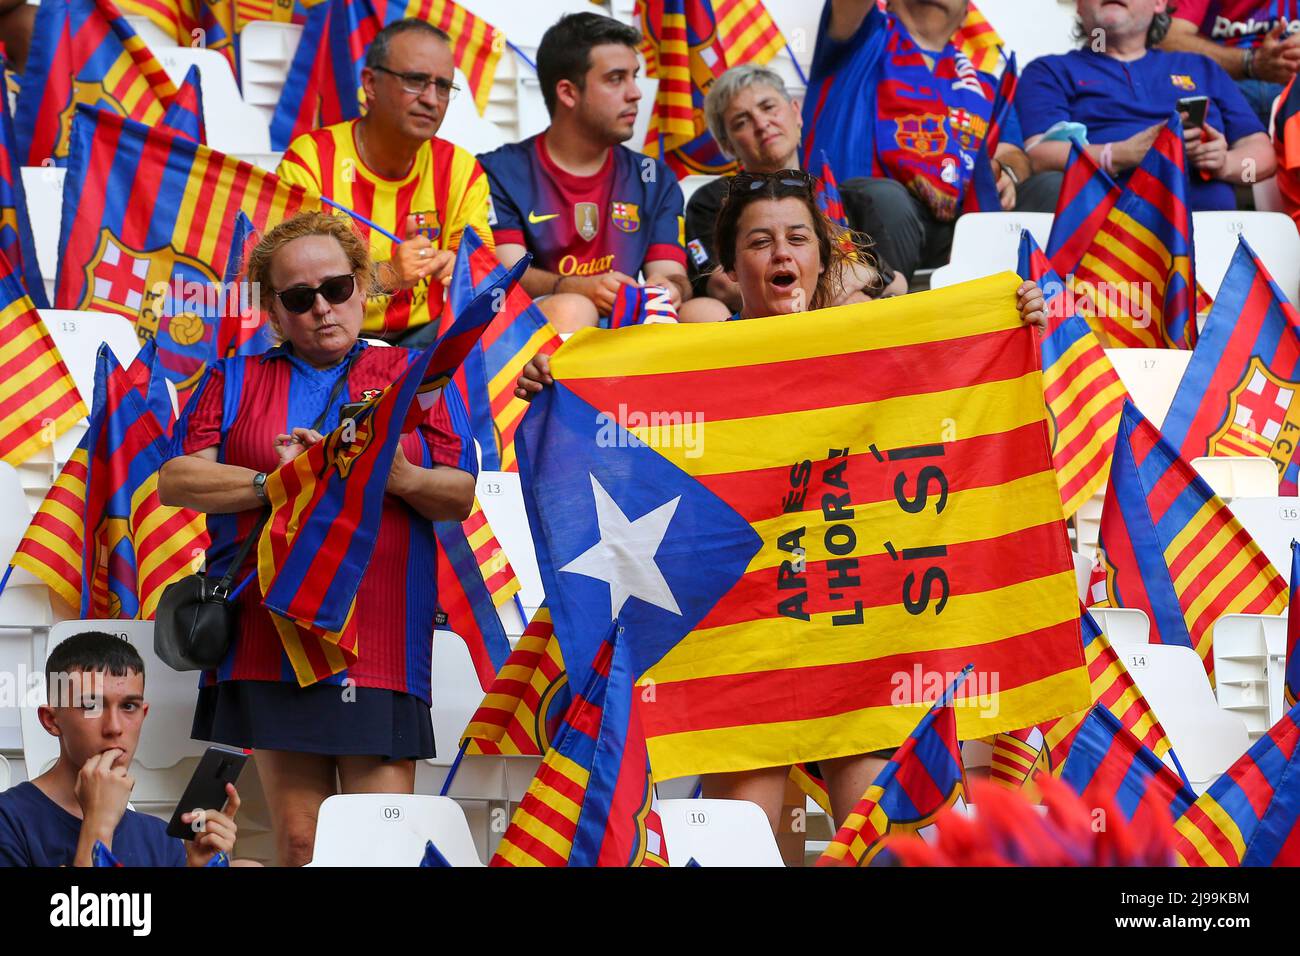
left=192, top=680, right=435, bottom=760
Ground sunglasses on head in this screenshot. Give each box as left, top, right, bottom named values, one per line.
left=727, top=169, right=815, bottom=199
left=275, top=273, right=357, bottom=315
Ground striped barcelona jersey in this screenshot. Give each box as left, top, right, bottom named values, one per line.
left=168, top=341, right=478, bottom=700
left=277, top=120, right=494, bottom=337
left=476, top=134, right=686, bottom=283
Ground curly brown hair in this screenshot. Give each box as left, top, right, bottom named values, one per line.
left=245, top=210, right=378, bottom=317
left=714, top=174, right=882, bottom=312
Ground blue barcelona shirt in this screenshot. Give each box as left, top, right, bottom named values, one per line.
left=476, top=134, right=686, bottom=281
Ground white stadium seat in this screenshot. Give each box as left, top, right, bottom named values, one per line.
left=475, top=471, right=544, bottom=618
left=1225, top=496, right=1297, bottom=579
left=1115, top=642, right=1251, bottom=791
left=0, top=463, right=52, bottom=753
left=239, top=21, right=304, bottom=130
left=122, top=15, right=178, bottom=53
left=21, top=165, right=63, bottom=305
left=1190, top=456, right=1279, bottom=499
left=308, top=793, right=484, bottom=866
left=154, top=47, right=273, bottom=154
left=657, top=798, right=784, bottom=867
left=679, top=175, right=719, bottom=207
left=232, top=152, right=284, bottom=174
left=42, top=310, right=141, bottom=407
left=928, top=213, right=1053, bottom=288
left=0, top=753, right=10, bottom=792
left=1213, top=613, right=1287, bottom=737
left=1086, top=606, right=1151, bottom=645
left=1104, top=347, right=1192, bottom=428
left=1071, top=551, right=1093, bottom=604
left=1192, top=211, right=1300, bottom=304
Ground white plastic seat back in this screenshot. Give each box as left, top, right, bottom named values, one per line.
left=239, top=22, right=304, bottom=129
left=679, top=175, right=720, bottom=207
left=476, top=471, right=544, bottom=616
left=428, top=630, right=483, bottom=768
left=46, top=620, right=205, bottom=771
left=1190, top=456, right=1280, bottom=499
left=1225, top=496, right=1297, bottom=580
left=1086, top=606, right=1151, bottom=645
left=0, top=462, right=51, bottom=751
left=232, top=152, right=284, bottom=173
left=928, top=213, right=1053, bottom=288
left=0, top=753, right=10, bottom=792
left=41, top=310, right=141, bottom=407
left=153, top=48, right=272, bottom=153
left=437, top=67, right=508, bottom=155
left=1105, top=348, right=1193, bottom=428
left=21, top=166, right=63, bottom=304
left=121, top=15, right=178, bottom=52
left=1071, top=552, right=1094, bottom=604
left=309, top=793, right=484, bottom=866
left=1213, top=613, right=1287, bottom=736
left=657, top=798, right=784, bottom=867
left=1116, top=642, right=1251, bottom=790
left=1193, top=211, right=1300, bottom=304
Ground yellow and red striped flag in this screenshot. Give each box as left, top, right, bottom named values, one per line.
left=462, top=497, right=520, bottom=608
left=402, top=0, right=503, bottom=116
left=0, top=254, right=87, bottom=466
left=951, top=0, right=1004, bottom=73
left=521, top=273, right=1091, bottom=780
left=12, top=446, right=89, bottom=610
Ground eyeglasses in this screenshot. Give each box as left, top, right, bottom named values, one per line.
left=275, top=274, right=357, bottom=315
left=726, top=169, right=815, bottom=199
left=373, top=65, right=460, bottom=101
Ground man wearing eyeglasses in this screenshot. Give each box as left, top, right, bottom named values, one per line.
left=277, top=18, right=493, bottom=347
left=477, top=12, right=702, bottom=330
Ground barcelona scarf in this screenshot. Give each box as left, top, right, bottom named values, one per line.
left=518, top=273, right=1090, bottom=780
left=1161, top=235, right=1300, bottom=495
left=1174, top=699, right=1300, bottom=866
left=1018, top=231, right=1127, bottom=518
left=1094, top=401, right=1288, bottom=684
left=56, top=107, right=318, bottom=396
left=15, top=0, right=178, bottom=165
left=816, top=669, right=969, bottom=867
left=637, top=0, right=786, bottom=178
left=491, top=623, right=668, bottom=867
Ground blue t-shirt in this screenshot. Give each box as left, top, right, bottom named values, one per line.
left=0, top=782, right=186, bottom=867
left=477, top=135, right=686, bottom=281
left=1016, top=48, right=1265, bottom=210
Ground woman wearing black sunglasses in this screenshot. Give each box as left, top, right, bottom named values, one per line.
left=514, top=171, right=1046, bottom=843
left=159, top=211, right=479, bottom=866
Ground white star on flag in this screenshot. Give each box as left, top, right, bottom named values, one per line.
left=559, top=474, right=683, bottom=620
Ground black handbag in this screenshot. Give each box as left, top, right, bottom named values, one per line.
left=155, top=355, right=356, bottom=672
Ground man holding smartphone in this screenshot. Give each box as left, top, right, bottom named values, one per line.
left=0, top=632, right=243, bottom=867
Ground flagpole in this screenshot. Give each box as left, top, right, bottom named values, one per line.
left=506, top=41, right=536, bottom=73
left=785, top=44, right=808, bottom=88
left=318, top=196, right=404, bottom=245
left=1169, top=748, right=1193, bottom=791
left=439, top=740, right=468, bottom=796
left=0, top=565, right=12, bottom=601
left=229, top=570, right=256, bottom=601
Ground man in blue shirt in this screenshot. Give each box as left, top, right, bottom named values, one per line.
left=0, top=632, right=242, bottom=867
left=1018, top=0, right=1275, bottom=211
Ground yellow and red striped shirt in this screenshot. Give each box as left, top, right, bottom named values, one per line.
left=277, top=119, right=494, bottom=336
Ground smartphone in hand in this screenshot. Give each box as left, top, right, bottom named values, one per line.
left=165, top=745, right=248, bottom=841
left=1177, top=95, right=1209, bottom=130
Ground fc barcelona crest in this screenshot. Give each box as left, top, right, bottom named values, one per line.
left=895, top=114, right=948, bottom=157
left=1210, top=357, right=1300, bottom=467
left=611, top=201, right=640, bottom=233
left=575, top=202, right=600, bottom=242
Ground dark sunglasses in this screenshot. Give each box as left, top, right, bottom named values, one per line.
left=727, top=169, right=815, bottom=199
left=275, top=273, right=357, bottom=315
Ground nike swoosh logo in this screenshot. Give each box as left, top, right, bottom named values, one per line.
left=528, top=211, right=559, bottom=224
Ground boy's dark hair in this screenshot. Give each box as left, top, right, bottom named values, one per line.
left=364, top=17, right=451, bottom=71
left=537, top=12, right=641, bottom=116
left=45, top=632, right=145, bottom=700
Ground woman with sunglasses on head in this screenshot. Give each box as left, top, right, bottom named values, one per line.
left=158, top=211, right=478, bottom=866
left=515, top=171, right=1046, bottom=843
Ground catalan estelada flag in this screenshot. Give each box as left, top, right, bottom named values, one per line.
left=1057, top=116, right=1200, bottom=350
left=0, top=251, right=86, bottom=466
left=80, top=343, right=207, bottom=619
left=160, top=63, right=205, bottom=144
left=816, top=668, right=970, bottom=867
left=463, top=604, right=571, bottom=756
left=257, top=240, right=523, bottom=685
left=1173, top=699, right=1300, bottom=866
left=0, top=81, right=49, bottom=306
left=269, top=0, right=503, bottom=149
left=1161, top=236, right=1300, bottom=496
left=55, top=107, right=318, bottom=395
left=1288, top=541, right=1299, bottom=708
left=446, top=226, right=560, bottom=472
left=1060, top=704, right=1197, bottom=826
left=1019, top=231, right=1126, bottom=518
left=432, top=515, right=513, bottom=690
left=491, top=623, right=669, bottom=867
left=1094, top=401, right=1288, bottom=683
left=637, top=0, right=786, bottom=177
left=961, top=52, right=1016, bottom=215
left=518, top=273, right=1090, bottom=780
left=15, top=0, right=178, bottom=165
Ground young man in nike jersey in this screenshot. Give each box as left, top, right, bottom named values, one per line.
left=477, top=12, right=705, bottom=331
left=277, top=19, right=493, bottom=347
